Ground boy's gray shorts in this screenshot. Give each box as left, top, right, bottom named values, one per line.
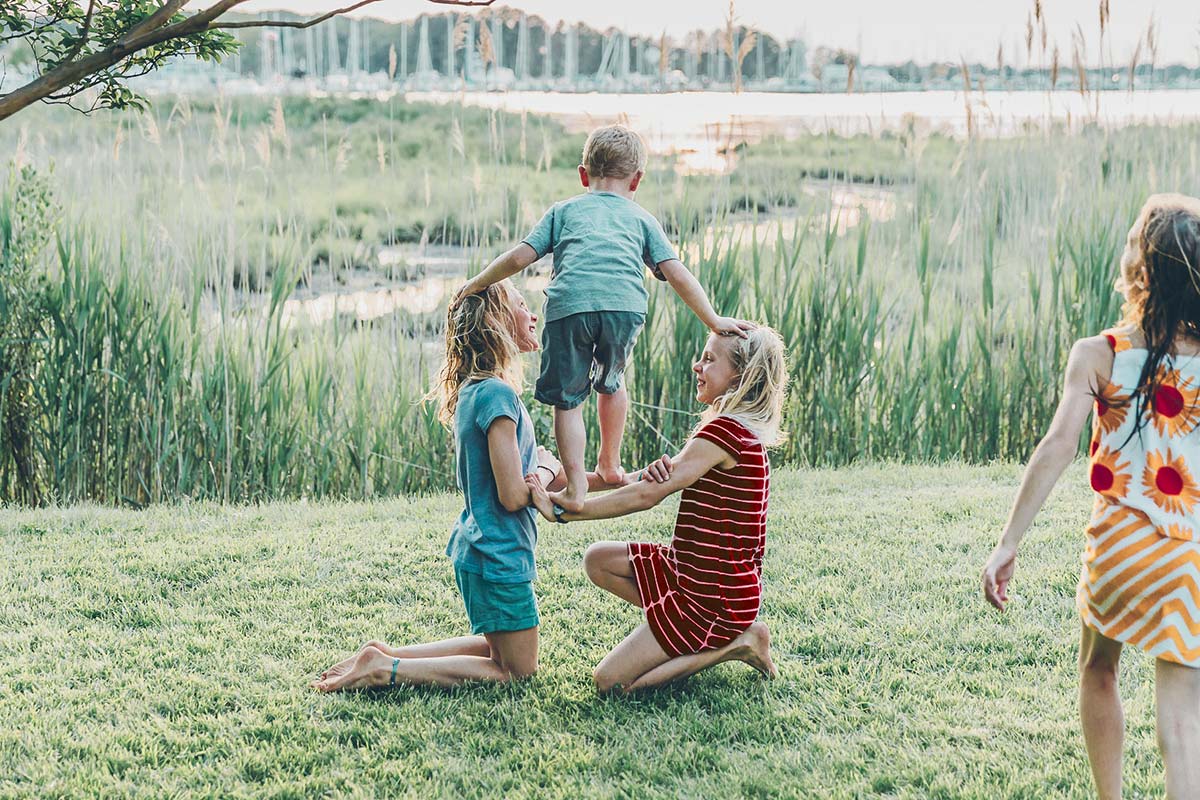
left=535, top=311, right=645, bottom=410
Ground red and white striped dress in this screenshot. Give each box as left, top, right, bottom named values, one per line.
left=628, top=415, right=770, bottom=657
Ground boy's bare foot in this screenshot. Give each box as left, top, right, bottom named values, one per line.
left=595, top=462, right=625, bottom=486
left=733, top=622, right=778, bottom=679
left=311, top=645, right=394, bottom=692
left=549, top=485, right=585, bottom=513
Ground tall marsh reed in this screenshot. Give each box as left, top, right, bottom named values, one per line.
left=0, top=96, right=1194, bottom=504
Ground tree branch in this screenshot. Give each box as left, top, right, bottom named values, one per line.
left=210, top=0, right=494, bottom=28
left=210, top=0, right=384, bottom=30
left=58, top=0, right=98, bottom=65
left=0, top=0, right=495, bottom=121
left=117, top=0, right=192, bottom=46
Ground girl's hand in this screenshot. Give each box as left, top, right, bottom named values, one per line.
left=524, top=474, right=557, bottom=522
left=639, top=454, right=674, bottom=483
left=982, top=544, right=1017, bottom=611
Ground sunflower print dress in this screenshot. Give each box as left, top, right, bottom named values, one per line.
left=1078, top=328, right=1200, bottom=666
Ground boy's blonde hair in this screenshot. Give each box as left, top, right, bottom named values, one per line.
left=432, top=281, right=524, bottom=427
left=700, top=325, right=790, bottom=448
left=582, top=125, right=647, bottom=179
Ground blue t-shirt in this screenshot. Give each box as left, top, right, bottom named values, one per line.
left=446, top=378, right=539, bottom=583
left=521, top=191, right=678, bottom=323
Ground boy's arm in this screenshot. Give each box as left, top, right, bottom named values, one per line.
left=453, top=243, right=539, bottom=306
left=655, top=258, right=754, bottom=338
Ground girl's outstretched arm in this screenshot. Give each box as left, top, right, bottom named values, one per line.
left=982, top=335, right=1113, bottom=611
left=527, top=436, right=733, bottom=522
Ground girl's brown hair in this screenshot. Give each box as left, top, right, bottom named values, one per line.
left=699, top=324, right=790, bottom=447
left=1115, top=194, right=1200, bottom=440
left=432, top=281, right=524, bottom=427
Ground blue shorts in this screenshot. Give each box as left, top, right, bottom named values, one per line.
left=454, top=566, right=540, bottom=635
left=534, top=311, right=645, bottom=409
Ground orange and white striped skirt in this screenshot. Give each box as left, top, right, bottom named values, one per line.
left=1077, top=503, right=1200, bottom=667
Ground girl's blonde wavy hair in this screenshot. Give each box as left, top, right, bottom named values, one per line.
left=698, top=324, right=789, bottom=448
left=432, top=281, right=524, bottom=427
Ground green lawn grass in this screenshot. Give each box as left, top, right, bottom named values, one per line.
left=0, top=463, right=1167, bottom=798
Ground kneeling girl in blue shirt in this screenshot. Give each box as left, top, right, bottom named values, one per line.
left=313, top=280, right=565, bottom=690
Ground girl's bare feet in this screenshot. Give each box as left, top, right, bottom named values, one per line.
left=733, top=622, right=778, bottom=679
left=319, top=640, right=396, bottom=680
left=311, top=645, right=394, bottom=692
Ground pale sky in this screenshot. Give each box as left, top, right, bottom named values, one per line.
left=237, top=0, right=1200, bottom=66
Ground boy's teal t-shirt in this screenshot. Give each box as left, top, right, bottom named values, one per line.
left=446, top=378, right=539, bottom=583
left=521, top=191, right=678, bottom=323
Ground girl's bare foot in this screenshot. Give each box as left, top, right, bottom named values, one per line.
left=318, top=640, right=396, bottom=680
left=311, top=646, right=394, bottom=692
left=733, top=622, right=778, bottom=679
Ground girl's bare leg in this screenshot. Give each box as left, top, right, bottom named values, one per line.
left=313, top=628, right=537, bottom=691
left=320, top=636, right=492, bottom=680
left=1155, top=657, right=1200, bottom=799
left=593, top=621, right=777, bottom=694
left=625, top=621, right=777, bottom=691
left=1080, top=624, right=1125, bottom=800
left=592, top=624, right=673, bottom=693
left=583, top=541, right=640, bottom=606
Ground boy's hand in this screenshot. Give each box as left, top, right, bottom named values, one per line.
left=524, top=474, right=557, bottom=522
left=639, top=454, right=674, bottom=483
left=710, top=316, right=754, bottom=339
left=449, top=282, right=480, bottom=312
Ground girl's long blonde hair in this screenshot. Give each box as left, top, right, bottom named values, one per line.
left=700, top=324, right=789, bottom=447
left=432, top=281, right=524, bottom=427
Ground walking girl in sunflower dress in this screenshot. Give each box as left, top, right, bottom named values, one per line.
left=982, top=194, right=1200, bottom=798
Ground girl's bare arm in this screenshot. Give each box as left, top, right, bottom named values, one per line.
left=983, top=335, right=1112, bottom=609
left=487, top=418, right=550, bottom=512
left=528, top=436, right=733, bottom=522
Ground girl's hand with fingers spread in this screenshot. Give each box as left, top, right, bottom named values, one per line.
left=982, top=544, right=1017, bottom=612
left=640, top=454, right=674, bottom=483
left=524, top=474, right=558, bottom=522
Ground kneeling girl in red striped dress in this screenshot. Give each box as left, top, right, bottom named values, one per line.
left=527, top=324, right=788, bottom=693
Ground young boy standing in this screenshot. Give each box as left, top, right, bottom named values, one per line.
left=454, top=124, right=749, bottom=511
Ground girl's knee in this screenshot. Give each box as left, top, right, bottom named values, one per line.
left=1156, top=712, right=1200, bottom=757
left=493, top=652, right=538, bottom=681
left=582, top=543, right=609, bottom=581
left=1080, top=652, right=1120, bottom=690
left=507, top=662, right=538, bottom=681
left=593, top=665, right=620, bottom=694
